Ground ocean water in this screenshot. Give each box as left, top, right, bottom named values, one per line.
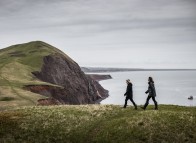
left=98, top=71, right=196, bottom=106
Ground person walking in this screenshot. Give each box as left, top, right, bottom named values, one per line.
left=124, top=79, right=137, bottom=109
left=141, top=77, right=158, bottom=110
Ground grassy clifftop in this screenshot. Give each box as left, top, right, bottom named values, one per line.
left=0, top=41, right=74, bottom=109
left=0, top=105, right=195, bottom=143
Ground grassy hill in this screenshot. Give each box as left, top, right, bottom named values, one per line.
left=0, top=105, right=195, bottom=143
left=0, top=41, right=73, bottom=109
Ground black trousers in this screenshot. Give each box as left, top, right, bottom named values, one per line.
left=124, top=96, right=137, bottom=108
left=144, top=96, right=158, bottom=109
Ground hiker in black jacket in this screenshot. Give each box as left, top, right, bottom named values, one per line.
left=141, top=77, right=158, bottom=110
left=123, top=79, right=137, bottom=109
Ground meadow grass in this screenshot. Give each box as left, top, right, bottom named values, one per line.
left=0, top=105, right=195, bottom=143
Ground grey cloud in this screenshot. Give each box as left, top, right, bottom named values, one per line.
left=0, top=0, right=196, bottom=68
left=1, top=0, right=195, bottom=32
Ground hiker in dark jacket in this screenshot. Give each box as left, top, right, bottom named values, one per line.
left=123, top=79, right=137, bottom=109
left=141, top=77, right=158, bottom=110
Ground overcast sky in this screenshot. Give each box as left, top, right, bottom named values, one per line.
left=0, top=0, right=196, bottom=68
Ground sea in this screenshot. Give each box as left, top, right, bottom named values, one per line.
left=97, top=71, right=196, bottom=106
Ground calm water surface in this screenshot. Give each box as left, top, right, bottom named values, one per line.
left=98, top=71, right=196, bottom=106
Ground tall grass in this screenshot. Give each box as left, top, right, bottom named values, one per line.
left=0, top=105, right=195, bottom=143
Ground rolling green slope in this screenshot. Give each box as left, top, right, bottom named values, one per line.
left=0, top=105, right=195, bottom=143
left=0, top=41, right=72, bottom=109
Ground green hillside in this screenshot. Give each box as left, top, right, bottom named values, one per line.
left=0, top=105, right=195, bottom=143
left=0, top=41, right=72, bottom=109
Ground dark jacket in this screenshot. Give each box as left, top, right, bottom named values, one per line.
left=124, top=83, right=133, bottom=97
left=145, top=82, right=156, bottom=97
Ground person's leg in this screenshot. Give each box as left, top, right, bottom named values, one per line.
left=152, top=96, right=158, bottom=110
left=142, top=96, right=151, bottom=109
left=124, top=97, right=129, bottom=108
left=130, top=98, right=137, bottom=109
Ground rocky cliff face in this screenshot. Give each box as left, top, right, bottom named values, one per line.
left=27, top=53, right=108, bottom=105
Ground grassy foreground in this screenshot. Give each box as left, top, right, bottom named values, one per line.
left=0, top=105, right=195, bottom=143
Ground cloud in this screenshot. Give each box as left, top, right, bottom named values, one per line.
left=0, top=0, right=196, bottom=68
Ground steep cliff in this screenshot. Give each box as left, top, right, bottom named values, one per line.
left=30, top=53, right=108, bottom=104
left=0, top=41, right=108, bottom=107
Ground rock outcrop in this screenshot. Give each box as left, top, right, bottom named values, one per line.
left=86, top=74, right=112, bottom=81
left=27, top=53, right=109, bottom=105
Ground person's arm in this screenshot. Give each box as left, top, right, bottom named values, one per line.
left=124, top=84, right=132, bottom=96
left=145, top=89, right=149, bottom=94
left=124, top=86, right=128, bottom=96
left=151, top=83, right=156, bottom=96
left=145, top=85, right=150, bottom=94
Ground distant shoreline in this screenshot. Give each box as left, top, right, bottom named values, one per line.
left=86, top=74, right=112, bottom=81
left=82, top=67, right=196, bottom=73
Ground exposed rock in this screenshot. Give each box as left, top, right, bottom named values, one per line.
left=37, top=98, right=60, bottom=106
left=24, top=85, right=62, bottom=98
left=28, top=54, right=109, bottom=104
